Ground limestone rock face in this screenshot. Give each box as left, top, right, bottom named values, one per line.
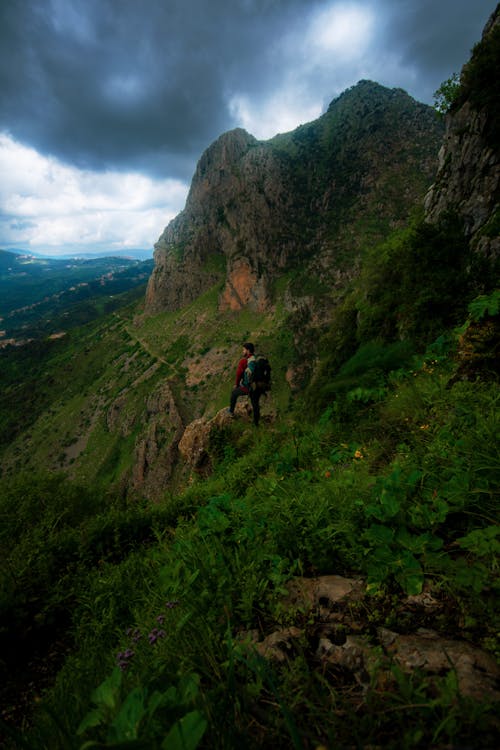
left=146, top=81, right=443, bottom=314
left=242, top=575, right=500, bottom=702
left=424, top=8, right=500, bottom=260
left=131, top=380, right=184, bottom=497
left=178, top=407, right=235, bottom=473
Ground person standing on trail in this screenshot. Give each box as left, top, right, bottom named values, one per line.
left=227, top=342, right=261, bottom=426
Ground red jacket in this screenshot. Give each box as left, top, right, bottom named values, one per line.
left=235, top=356, right=248, bottom=389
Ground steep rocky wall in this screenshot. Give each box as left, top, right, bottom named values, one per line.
left=424, top=7, right=499, bottom=260
left=145, top=81, right=443, bottom=315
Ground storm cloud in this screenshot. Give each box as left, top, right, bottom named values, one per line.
left=0, top=0, right=496, bottom=254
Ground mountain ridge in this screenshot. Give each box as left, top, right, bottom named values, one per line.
left=0, top=11, right=499, bottom=745
left=145, top=79, right=443, bottom=314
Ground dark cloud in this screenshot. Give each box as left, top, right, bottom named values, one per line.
left=0, top=0, right=312, bottom=177
left=0, top=0, right=497, bottom=180
left=376, top=0, right=497, bottom=96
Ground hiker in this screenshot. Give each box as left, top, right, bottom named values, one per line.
left=228, top=342, right=262, bottom=426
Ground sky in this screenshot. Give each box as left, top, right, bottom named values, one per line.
left=0, top=0, right=497, bottom=258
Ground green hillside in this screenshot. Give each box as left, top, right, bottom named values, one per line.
left=1, top=18, right=499, bottom=746
left=0, top=211, right=498, bottom=749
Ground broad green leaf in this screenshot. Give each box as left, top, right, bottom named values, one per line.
left=109, top=687, right=146, bottom=742
left=162, top=710, right=207, bottom=750
left=396, top=528, right=443, bottom=553
left=394, top=551, right=423, bottom=595
left=379, top=489, right=401, bottom=519
left=76, top=707, right=105, bottom=736
left=90, top=668, right=122, bottom=711
left=457, top=525, right=500, bottom=556
left=365, top=524, right=395, bottom=545
left=177, top=673, right=201, bottom=705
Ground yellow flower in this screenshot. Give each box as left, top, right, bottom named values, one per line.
left=354, top=449, right=364, bottom=459
left=420, top=424, right=430, bottom=430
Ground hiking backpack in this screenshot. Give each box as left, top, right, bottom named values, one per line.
left=250, top=355, right=272, bottom=392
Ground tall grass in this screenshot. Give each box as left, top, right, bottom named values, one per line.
left=1, top=288, right=499, bottom=749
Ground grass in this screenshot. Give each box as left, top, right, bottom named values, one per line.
left=1, top=210, right=499, bottom=749
left=1, top=296, right=498, bottom=748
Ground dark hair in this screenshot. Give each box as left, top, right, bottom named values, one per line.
left=243, top=342, right=255, bottom=354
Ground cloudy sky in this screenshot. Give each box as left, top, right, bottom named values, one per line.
left=0, top=0, right=496, bottom=257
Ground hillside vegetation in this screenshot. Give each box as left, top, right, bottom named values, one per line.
left=1, top=12, right=499, bottom=747
left=1, top=212, right=498, bottom=749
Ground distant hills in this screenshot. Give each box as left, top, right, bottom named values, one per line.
left=0, top=249, right=153, bottom=342
left=3, top=247, right=153, bottom=261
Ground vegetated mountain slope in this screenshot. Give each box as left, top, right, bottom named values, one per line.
left=2, top=27, right=499, bottom=500
left=0, top=81, right=443, bottom=498
left=0, top=250, right=153, bottom=340
left=0, top=286, right=292, bottom=497
left=0, top=11, right=499, bottom=747
left=145, top=80, right=443, bottom=314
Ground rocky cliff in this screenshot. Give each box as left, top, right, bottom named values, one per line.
left=424, top=6, right=500, bottom=260
left=145, top=81, right=443, bottom=314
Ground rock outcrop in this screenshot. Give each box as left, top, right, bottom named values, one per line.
left=146, top=81, right=443, bottom=314
left=178, top=397, right=276, bottom=475
left=424, top=7, right=500, bottom=260
left=131, top=379, right=184, bottom=497
left=241, top=575, right=500, bottom=702
left=178, top=408, right=234, bottom=473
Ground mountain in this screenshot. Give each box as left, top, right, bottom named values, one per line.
left=145, top=80, right=443, bottom=314
left=0, top=82, right=445, bottom=497
left=2, top=30, right=498, bottom=500
left=1, top=9, right=499, bottom=747
left=424, top=8, right=500, bottom=261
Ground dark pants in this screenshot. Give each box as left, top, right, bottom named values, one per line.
left=230, top=386, right=261, bottom=426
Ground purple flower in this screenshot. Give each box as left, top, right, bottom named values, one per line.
left=148, top=628, right=166, bottom=645
left=148, top=628, right=159, bottom=644
left=116, top=649, right=135, bottom=671
left=157, top=614, right=165, bottom=625
left=165, top=600, right=180, bottom=610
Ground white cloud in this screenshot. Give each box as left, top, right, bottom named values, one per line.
left=228, top=2, right=377, bottom=140
left=306, top=2, right=375, bottom=62
left=229, top=92, right=322, bottom=140
left=0, top=133, right=189, bottom=255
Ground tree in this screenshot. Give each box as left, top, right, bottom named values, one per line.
left=433, top=73, right=460, bottom=116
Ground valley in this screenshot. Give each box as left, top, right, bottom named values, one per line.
left=0, top=249, right=153, bottom=343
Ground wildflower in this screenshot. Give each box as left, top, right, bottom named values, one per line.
left=116, top=649, right=135, bottom=671
left=354, top=449, right=364, bottom=460
left=419, top=424, right=430, bottom=431
left=131, top=628, right=142, bottom=642
left=148, top=629, right=158, bottom=644
left=157, top=614, right=165, bottom=625
left=148, top=628, right=166, bottom=645
left=324, top=470, right=332, bottom=479
left=165, top=600, right=180, bottom=610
